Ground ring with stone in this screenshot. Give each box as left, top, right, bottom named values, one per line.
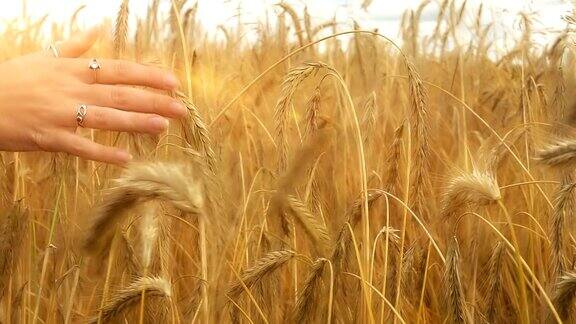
left=88, top=58, right=101, bottom=82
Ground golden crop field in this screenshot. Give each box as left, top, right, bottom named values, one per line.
left=2, top=0, right=576, bottom=323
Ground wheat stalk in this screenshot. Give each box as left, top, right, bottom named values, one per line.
left=331, top=192, right=383, bottom=270
left=552, top=65, right=568, bottom=124
left=383, top=122, right=405, bottom=194
left=140, top=204, right=159, bottom=272
left=361, top=92, right=377, bottom=143
left=380, top=226, right=401, bottom=246
left=69, top=5, right=86, bottom=32
left=271, top=121, right=333, bottom=237
left=90, top=276, right=171, bottom=324
left=553, top=272, right=576, bottom=321
left=183, top=3, right=199, bottom=37
left=146, top=0, right=160, bottom=44
left=406, top=61, right=432, bottom=218
left=228, top=250, right=296, bottom=297
left=169, top=0, right=185, bottom=53
left=118, top=231, right=141, bottom=276
left=398, top=245, right=417, bottom=301
left=441, top=169, right=501, bottom=218
left=292, top=258, right=328, bottom=323
left=304, top=87, right=321, bottom=139
left=175, top=91, right=217, bottom=172
left=0, top=203, right=28, bottom=301
left=114, top=0, right=130, bottom=58
left=277, top=2, right=305, bottom=47
left=443, top=237, right=470, bottom=324
left=303, top=6, right=313, bottom=45
left=274, top=62, right=329, bottom=172
left=536, top=138, right=576, bottom=168
left=11, top=282, right=27, bottom=323
left=475, top=130, right=523, bottom=173
left=84, top=162, right=203, bottom=258
left=227, top=250, right=295, bottom=321
left=551, top=176, right=576, bottom=277
left=484, top=241, right=505, bottom=323
left=310, top=21, right=337, bottom=39
left=285, top=194, right=331, bottom=255
left=361, top=0, right=373, bottom=10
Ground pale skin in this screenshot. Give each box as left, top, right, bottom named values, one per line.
left=0, top=27, right=187, bottom=165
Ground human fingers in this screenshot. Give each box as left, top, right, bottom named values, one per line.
left=80, top=84, right=186, bottom=118
left=62, top=58, right=180, bottom=90
left=55, top=132, right=132, bottom=165
left=70, top=105, right=169, bottom=135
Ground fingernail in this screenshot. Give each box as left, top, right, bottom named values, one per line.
left=116, top=151, right=132, bottom=163
left=165, top=74, right=180, bottom=89
left=150, top=116, right=169, bottom=131
left=170, top=101, right=187, bottom=117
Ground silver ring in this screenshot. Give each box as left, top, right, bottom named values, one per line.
left=76, top=104, right=88, bottom=127
left=89, top=58, right=101, bottom=71
left=89, top=58, right=101, bottom=83
left=47, top=44, right=60, bottom=58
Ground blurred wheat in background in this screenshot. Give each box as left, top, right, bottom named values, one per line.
left=3, top=0, right=576, bottom=323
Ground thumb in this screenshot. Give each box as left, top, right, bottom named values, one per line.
left=56, top=25, right=101, bottom=58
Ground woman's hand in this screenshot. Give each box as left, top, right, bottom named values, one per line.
left=0, top=26, right=186, bottom=164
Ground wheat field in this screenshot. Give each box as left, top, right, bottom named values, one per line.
left=2, top=0, right=576, bottom=323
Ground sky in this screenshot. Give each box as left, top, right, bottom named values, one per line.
left=0, top=0, right=574, bottom=48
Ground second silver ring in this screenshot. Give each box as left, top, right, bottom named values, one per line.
left=76, top=104, right=88, bottom=127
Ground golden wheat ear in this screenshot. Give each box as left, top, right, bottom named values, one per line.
left=483, top=241, right=505, bottom=323
left=274, top=62, right=331, bottom=172
left=330, top=191, right=383, bottom=272
left=553, top=272, right=576, bottom=322
left=0, top=203, right=28, bottom=301
left=383, top=122, right=405, bottom=194
left=285, top=194, right=331, bottom=255
left=440, top=169, right=501, bottom=218
left=535, top=138, right=576, bottom=168
left=113, top=0, right=130, bottom=58
left=89, top=276, right=172, bottom=324
left=406, top=60, right=432, bottom=218
left=227, top=250, right=296, bottom=298
left=550, top=176, right=576, bottom=277
left=83, top=162, right=203, bottom=259
left=174, top=90, right=216, bottom=171
left=443, top=236, right=470, bottom=324
left=292, top=258, right=328, bottom=323
left=227, top=250, right=296, bottom=321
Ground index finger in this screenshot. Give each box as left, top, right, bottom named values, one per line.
left=63, top=58, right=180, bottom=90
